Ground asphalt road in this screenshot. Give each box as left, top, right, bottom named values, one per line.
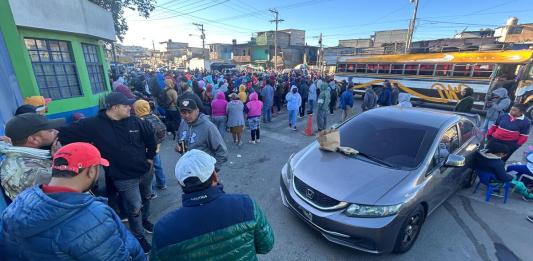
left=148, top=101, right=533, bottom=261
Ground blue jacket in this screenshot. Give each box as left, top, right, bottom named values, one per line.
left=378, top=86, right=392, bottom=106
left=339, top=90, right=354, bottom=110
left=151, top=185, right=274, bottom=260
left=260, top=84, right=275, bottom=107
left=1, top=186, right=145, bottom=261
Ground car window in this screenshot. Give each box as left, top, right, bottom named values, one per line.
left=430, top=125, right=459, bottom=171
left=339, top=114, right=439, bottom=169
left=458, top=119, right=475, bottom=145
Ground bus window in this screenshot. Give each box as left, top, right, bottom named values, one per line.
left=367, top=64, right=378, bottom=73
left=453, top=64, right=473, bottom=77
left=347, top=64, right=355, bottom=72
left=378, top=64, right=391, bottom=74
left=435, top=64, right=452, bottom=76
left=472, top=64, right=494, bottom=78
left=391, top=64, right=404, bottom=74
left=356, top=64, right=366, bottom=73
left=404, top=64, right=418, bottom=75
left=337, top=64, right=346, bottom=72
left=419, top=64, right=435, bottom=76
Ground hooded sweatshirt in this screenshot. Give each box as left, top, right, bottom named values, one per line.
left=308, top=82, right=317, bottom=101
left=362, top=87, right=377, bottom=111
left=177, top=114, right=227, bottom=170
left=211, top=91, right=228, bottom=117
left=1, top=186, right=144, bottom=260
left=246, top=92, right=263, bottom=118
left=486, top=88, right=511, bottom=121
left=58, top=110, right=157, bottom=180
left=285, top=86, right=302, bottom=111
left=261, top=84, right=274, bottom=107
left=398, top=93, right=413, bottom=108
left=238, top=84, right=248, bottom=103
left=473, top=150, right=513, bottom=182
left=317, top=82, right=330, bottom=111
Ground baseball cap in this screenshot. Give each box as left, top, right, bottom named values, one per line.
left=175, top=149, right=216, bottom=186
left=105, top=92, right=135, bottom=108
left=5, top=113, right=65, bottom=141
left=179, top=99, right=198, bottom=112
left=15, top=104, right=37, bottom=115
left=52, top=142, right=109, bottom=173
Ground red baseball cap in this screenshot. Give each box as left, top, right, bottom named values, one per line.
left=52, top=142, right=109, bottom=173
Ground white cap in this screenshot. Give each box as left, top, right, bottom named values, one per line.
left=175, top=149, right=216, bottom=186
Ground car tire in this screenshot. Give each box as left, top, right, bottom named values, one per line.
left=393, top=205, right=425, bottom=254
left=463, top=169, right=477, bottom=188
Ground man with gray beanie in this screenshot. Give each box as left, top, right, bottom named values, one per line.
left=151, top=149, right=274, bottom=261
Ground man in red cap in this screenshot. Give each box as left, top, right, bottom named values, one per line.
left=0, top=142, right=145, bottom=260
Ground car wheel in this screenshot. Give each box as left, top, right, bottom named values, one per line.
left=393, top=205, right=425, bottom=254
left=463, top=169, right=477, bottom=188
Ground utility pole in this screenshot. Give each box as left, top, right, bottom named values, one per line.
left=318, top=33, right=323, bottom=74
left=269, top=8, right=284, bottom=70
left=193, top=23, right=206, bottom=59
left=405, top=0, right=420, bottom=53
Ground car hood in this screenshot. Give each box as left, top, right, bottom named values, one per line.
left=292, top=143, right=411, bottom=205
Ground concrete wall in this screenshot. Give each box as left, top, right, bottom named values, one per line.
left=9, top=0, right=115, bottom=41
left=374, top=29, right=408, bottom=45
left=339, top=39, right=372, bottom=48
left=280, top=29, right=305, bottom=46
left=256, top=31, right=290, bottom=48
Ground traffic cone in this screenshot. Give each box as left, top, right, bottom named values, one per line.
left=304, top=113, right=314, bottom=136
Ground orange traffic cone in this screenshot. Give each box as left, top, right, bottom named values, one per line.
left=304, top=113, right=314, bottom=136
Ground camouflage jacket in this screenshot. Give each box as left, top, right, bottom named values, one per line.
left=0, top=142, right=52, bottom=200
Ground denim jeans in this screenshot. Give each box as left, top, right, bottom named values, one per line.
left=482, top=119, right=496, bottom=132
left=307, top=100, right=315, bottom=114
left=152, top=153, right=165, bottom=188
left=288, top=110, right=297, bottom=127
left=211, top=116, right=227, bottom=138
left=263, top=105, right=272, bottom=122
left=113, top=168, right=153, bottom=238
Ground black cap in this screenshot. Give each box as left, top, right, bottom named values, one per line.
left=5, top=113, right=65, bottom=141
left=15, top=105, right=37, bottom=115
left=178, top=99, right=198, bottom=112
left=105, top=92, right=135, bottom=108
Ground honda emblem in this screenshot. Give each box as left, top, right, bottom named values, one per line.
left=305, top=188, right=315, bottom=200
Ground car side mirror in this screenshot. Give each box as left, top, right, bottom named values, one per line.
left=445, top=154, right=465, bottom=167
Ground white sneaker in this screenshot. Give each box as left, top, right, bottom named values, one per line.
left=248, top=140, right=256, bottom=144
left=256, top=139, right=261, bottom=143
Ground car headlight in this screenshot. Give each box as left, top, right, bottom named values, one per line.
left=286, top=154, right=295, bottom=185
left=344, top=203, right=402, bottom=218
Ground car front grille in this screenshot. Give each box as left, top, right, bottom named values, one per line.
left=293, top=176, right=341, bottom=209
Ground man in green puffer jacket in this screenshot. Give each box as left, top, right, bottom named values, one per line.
left=151, top=149, right=274, bottom=261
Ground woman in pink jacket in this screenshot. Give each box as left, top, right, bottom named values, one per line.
left=211, top=91, right=228, bottom=138
left=246, top=92, right=263, bottom=144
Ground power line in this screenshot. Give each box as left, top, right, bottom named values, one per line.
left=145, top=0, right=230, bottom=21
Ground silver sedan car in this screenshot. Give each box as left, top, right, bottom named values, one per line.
left=280, top=107, right=482, bottom=254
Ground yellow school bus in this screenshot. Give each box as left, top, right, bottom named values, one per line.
left=334, top=50, right=533, bottom=116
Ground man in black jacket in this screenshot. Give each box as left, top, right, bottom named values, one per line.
left=58, top=92, right=156, bottom=254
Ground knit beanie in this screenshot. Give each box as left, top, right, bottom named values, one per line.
left=133, top=99, right=151, bottom=117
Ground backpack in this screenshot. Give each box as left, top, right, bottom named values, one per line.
left=158, top=88, right=172, bottom=109
left=143, top=114, right=167, bottom=144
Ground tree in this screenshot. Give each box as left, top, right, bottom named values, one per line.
left=89, top=0, right=156, bottom=41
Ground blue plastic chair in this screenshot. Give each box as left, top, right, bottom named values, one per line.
left=472, top=170, right=511, bottom=203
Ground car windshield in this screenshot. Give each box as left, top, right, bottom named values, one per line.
left=339, top=114, right=439, bottom=169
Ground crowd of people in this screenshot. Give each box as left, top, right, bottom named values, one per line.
left=1, top=66, right=533, bottom=260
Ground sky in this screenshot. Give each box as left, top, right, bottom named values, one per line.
left=122, top=0, right=533, bottom=49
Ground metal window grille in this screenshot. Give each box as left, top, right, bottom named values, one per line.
left=24, top=38, right=82, bottom=99
left=82, top=44, right=107, bottom=94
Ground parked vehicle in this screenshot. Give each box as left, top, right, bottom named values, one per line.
left=280, top=107, right=482, bottom=254
left=334, top=50, right=533, bottom=114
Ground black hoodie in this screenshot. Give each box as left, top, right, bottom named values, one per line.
left=58, top=110, right=157, bottom=180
